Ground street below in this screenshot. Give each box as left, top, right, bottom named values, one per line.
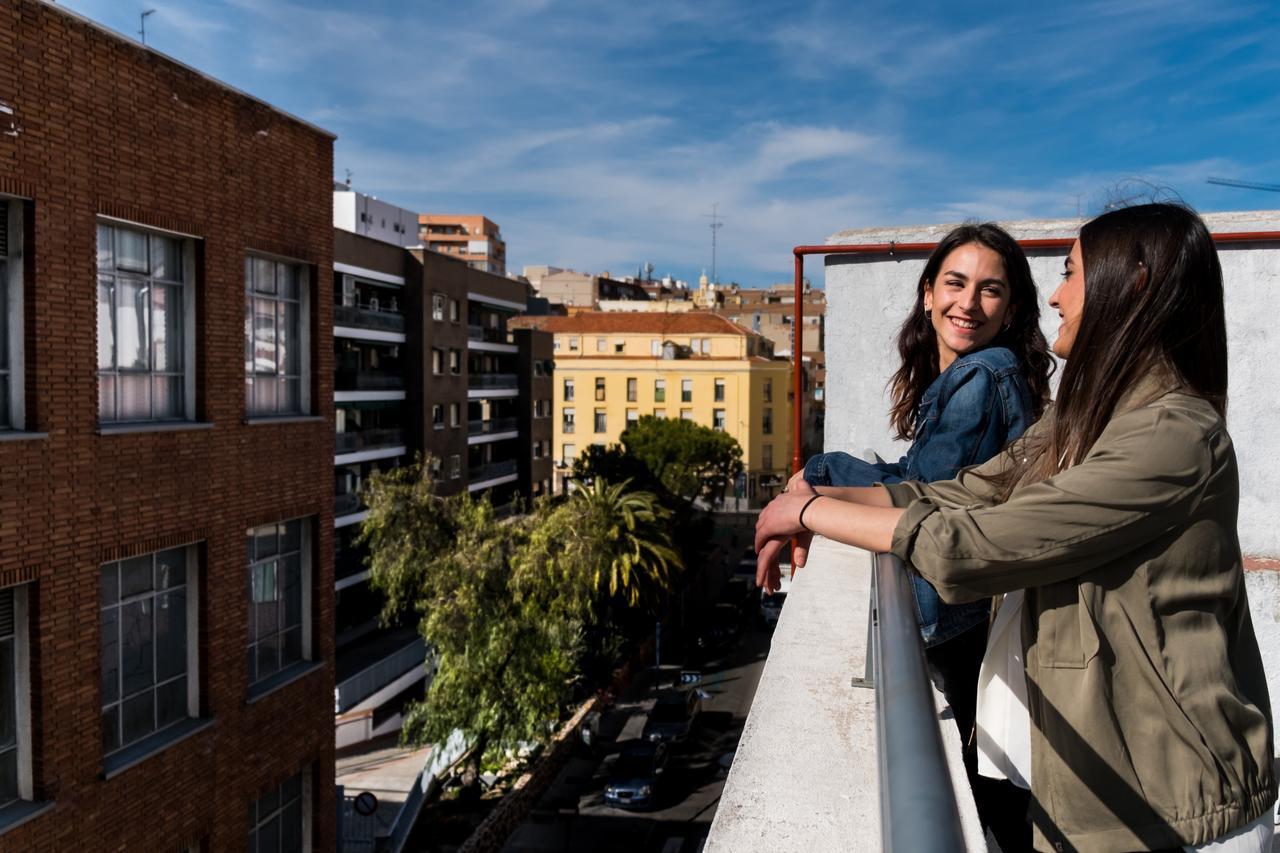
left=501, top=606, right=772, bottom=853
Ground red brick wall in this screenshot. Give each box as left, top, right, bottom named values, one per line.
left=0, top=2, right=335, bottom=849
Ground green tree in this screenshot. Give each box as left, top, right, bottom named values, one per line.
left=360, top=462, right=580, bottom=795
left=617, top=415, right=744, bottom=507
left=523, top=478, right=682, bottom=612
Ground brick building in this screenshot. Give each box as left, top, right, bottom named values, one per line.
left=0, top=2, right=335, bottom=849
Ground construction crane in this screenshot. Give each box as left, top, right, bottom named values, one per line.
left=1207, top=177, right=1280, bottom=193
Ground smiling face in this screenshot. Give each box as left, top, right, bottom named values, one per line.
left=923, top=242, right=1013, bottom=371
left=1049, top=240, right=1085, bottom=358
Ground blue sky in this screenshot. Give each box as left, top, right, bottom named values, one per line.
left=60, top=0, right=1280, bottom=285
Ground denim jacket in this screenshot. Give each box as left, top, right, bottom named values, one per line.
left=803, top=346, right=1035, bottom=647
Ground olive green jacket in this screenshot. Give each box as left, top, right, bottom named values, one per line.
left=885, top=380, right=1276, bottom=853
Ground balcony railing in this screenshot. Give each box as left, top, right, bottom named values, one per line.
left=334, top=637, right=428, bottom=713
left=335, top=428, right=406, bottom=454
left=468, top=459, right=518, bottom=483
left=334, top=492, right=362, bottom=517
left=467, top=373, right=517, bottom=390
left=334, top=370, right=405, bottom=392
left=706, top=539, right=984, bottom=851
left=335, top=302, right=406, bottom=334
left=467, top=417, right=518, bottom=436
left=467, top=324, right=508, bottom=344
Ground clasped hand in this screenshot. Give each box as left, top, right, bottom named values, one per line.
left=754, top=472, right=816, bottom=594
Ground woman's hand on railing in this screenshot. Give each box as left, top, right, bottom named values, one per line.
left=755, top=485, right=815, bottom=593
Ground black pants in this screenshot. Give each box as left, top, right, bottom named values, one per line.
left=925, top=619, right=987, bottom=744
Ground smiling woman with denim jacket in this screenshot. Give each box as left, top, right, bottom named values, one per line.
left=792, top=223, right=1052, bottom=752
left=758, top=204, right=1276, bottom=852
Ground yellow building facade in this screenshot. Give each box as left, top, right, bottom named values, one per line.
left=510, top=312, right=792, bottom=504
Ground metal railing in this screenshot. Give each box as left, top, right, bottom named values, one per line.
left=335, top=428, right=406, bottom=454
left=469, top=459, right=518, bottom=483
left=334, top=302, right=406, bottom=334
left=467, top=416, right=518, bottom=436
left=334, top=492, right=362, bottom=517
left=467, top=372, right=518, bottom=390
left=335, top=370, right=405, bottom=392
left=467, top=324, right=508, bottom=343
left=872, top=552, right=966, bottom=851
left=334, top=636, right=428, bottom=713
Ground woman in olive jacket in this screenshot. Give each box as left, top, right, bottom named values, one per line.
left=755, top=203, right=1276, bottom=852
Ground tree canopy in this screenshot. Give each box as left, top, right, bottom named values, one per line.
left=612, top=415, right=744, bottom=507
left=359, top=460, right=683, bottom=792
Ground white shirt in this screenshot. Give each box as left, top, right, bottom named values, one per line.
left=974, top=590, right=1031, bottom=789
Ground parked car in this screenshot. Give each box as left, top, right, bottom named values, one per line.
left=718, top=577, right=757, bottom=619
left=603, top=741, right=668, bottom=809
left=643, top=689, right=702, bottom=744
left=761, top=590, right=787, bottom=629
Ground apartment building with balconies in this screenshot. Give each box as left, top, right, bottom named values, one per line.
left=331, top=195, right=551, bottom=752
left=0, top=3, right=336, bottom=848
left=418, top=214, right=506, bottom=276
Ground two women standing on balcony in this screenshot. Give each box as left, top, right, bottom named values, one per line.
left=757, top=203, right=1276, bottom=852
left=786, top=223, right=1052, bottom=753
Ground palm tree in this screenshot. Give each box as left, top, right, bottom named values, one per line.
left=561, top=478, right=682, bottom=609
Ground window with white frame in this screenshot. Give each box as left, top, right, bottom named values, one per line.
left=714, top=378, right=725, bottom=402
left=246, top=519, right=309, bottom=687
left=248, top=770, right=308, bottom=852
left=432, top=349, right=444, bottom=375
left=97, top=222, right=193, bottom=423
left=100, top=546, right=198, bottom=755
left=0, top=200, right=22, bottom=431
left=681, top=379, right=693, bottom=403
left=562, top=407, right=575, bottom=434
left=450, top=403, right=460, bottom=427
left=650, top=339, right=660, bottom=357
left=0, top=584, right=32, bottom=809
left=245, top=255, right=308, bottom=417
left=563, top=378, right=574, bottom=401
left=562, top=443, right=576, bottom=465
left=626, top=409, right=638, bottom=427
left=449, top=299, right=460, bottom=323
left=713, top=408, right=726, bottom=431
left=449, top=454, right=461, bottom=479
left=432, top=293, right=445, bottom=321
left=450, top=349, right=461, bottom=375
left=432, top=404, right=444, bottom=429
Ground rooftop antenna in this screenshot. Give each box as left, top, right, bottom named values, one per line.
left=344, top=168, right=353, bottom=188
left=702, top=203, right=724, bottom=284
left=139, top=9, right=155, bottom=45
left=1207, top=177, right=1280, bottom=193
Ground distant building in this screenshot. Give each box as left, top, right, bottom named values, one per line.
left=511, top=312, right=791, bottom=505
left=333, top=182, right=419, bottom=246
left=523, top=265, right=651, bottom=309
left=419, top=214, right=506, bottom=275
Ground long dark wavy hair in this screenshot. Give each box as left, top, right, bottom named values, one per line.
left=999, top=203, right=1226, bottom=489
left=888, top=223, right=1054, bottom=440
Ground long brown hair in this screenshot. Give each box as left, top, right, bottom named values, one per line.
left=888, top=223, right=1053, bottom=439
left=1006, top=203, right=1227, bottom=487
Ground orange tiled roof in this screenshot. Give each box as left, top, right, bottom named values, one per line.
left=509, top=311, right=756, bottom=337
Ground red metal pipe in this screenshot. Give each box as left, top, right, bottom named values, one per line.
left=788, top=229, right=1280, bottom=482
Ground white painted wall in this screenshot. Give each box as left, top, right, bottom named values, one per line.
left=333, top=188, right=419, bottom=247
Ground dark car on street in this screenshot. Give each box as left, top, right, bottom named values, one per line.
left=693, top=603, right=744, bottom=661
left=603, top=741, right=668, bottom=809
left=642, top=689, right=702, bottom=744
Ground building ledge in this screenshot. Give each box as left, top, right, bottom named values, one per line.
left=706, top=537, right=985, bottom=851
left=246, top=659, right=324, bottom=704
left=0, top=799, right=54, bottom=836
left=101, top=717, right=215, bottom=780
left=0, top=431, right=48, bottom=443
left=243, top=415, right=326, bottom=426
left=97, top=421, right=214, bottom=435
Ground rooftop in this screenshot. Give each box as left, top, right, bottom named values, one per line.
left=509, top=311, right=759, bottom=337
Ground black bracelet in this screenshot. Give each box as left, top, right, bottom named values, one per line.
left=798, top=494, right=823, bottom=531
